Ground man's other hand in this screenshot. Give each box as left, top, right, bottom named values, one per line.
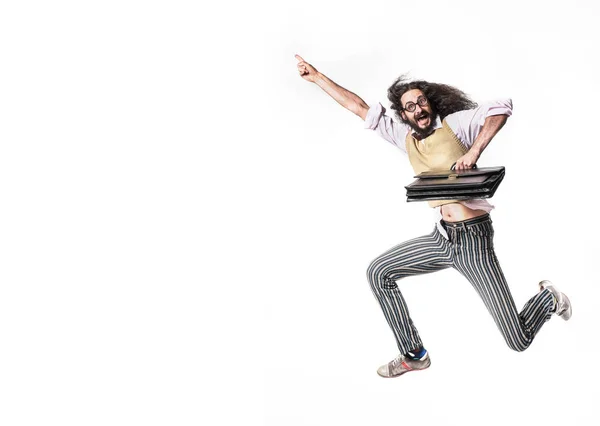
left=454, top=150, right=480, bottom=171
left=296, top=54, right=318, bottom=83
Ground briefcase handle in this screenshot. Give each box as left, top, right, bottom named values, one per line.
left=450, top=162, right=478, bottom=171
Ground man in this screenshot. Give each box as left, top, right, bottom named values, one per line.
left=295, top=54, right=572, bottom=378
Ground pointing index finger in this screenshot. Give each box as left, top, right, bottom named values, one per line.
left=295, top=54, right=305, bottom=63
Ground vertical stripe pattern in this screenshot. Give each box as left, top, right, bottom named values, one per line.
left=366, top=215, right=555, bottom=354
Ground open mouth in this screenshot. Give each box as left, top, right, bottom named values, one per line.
left=416, top=113, right=430, bottom=126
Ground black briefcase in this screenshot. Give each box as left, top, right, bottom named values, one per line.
left=405, top=166, right=505, bottom=202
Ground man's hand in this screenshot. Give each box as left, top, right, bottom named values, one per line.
left=294, top=54, right=369, bottom=120
left=296, top=54, right=319, bottom=83
left=454, top=150, right=480, bottom=171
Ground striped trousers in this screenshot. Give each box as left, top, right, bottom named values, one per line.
left=366, top=214, right=555, bottom=355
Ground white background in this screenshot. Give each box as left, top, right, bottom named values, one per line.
left=1, top=1, right=599, bottom=425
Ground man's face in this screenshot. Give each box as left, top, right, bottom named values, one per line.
left=400, top=89, right=436, bottom=137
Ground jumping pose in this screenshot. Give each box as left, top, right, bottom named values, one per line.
left=295, top=54, right=572, bottom=378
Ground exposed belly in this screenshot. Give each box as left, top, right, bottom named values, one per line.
left=441, top=203, right=488, bottom=222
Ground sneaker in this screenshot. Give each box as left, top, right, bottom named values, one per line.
left=539, top=280, right=572, bottom=321
left=376, top=352, right=431, bottom=378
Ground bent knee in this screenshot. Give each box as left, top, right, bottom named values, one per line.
left=506, top=339, right=530, bottom=353
left=366, top=259, right=401, bottom=292
left=366, top=258, right=380, bottom=282
left=509, top=345, right=528, bottom=353
left=366, top=257, right=390, bottom=284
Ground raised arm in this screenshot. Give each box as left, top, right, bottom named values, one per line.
left=296, top=54, right=369, bottom=120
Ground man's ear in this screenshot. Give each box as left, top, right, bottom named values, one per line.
left=400, top=111, right=407, bottom=121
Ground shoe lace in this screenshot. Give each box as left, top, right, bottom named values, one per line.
left=390, top=354, right=405, bottom=368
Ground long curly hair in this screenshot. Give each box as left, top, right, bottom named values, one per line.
left=387, top=75, right=477, bottom=124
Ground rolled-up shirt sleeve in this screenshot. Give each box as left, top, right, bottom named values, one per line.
left=364, top=103, right=409, bottom=154
left=446, top=99, right=513, bottom=149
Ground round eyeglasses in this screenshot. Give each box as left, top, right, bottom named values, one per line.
left=402, top=95, right=428, bottom=112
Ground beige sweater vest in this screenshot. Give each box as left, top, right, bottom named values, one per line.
left=405, top=120, right=468, bottom=208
